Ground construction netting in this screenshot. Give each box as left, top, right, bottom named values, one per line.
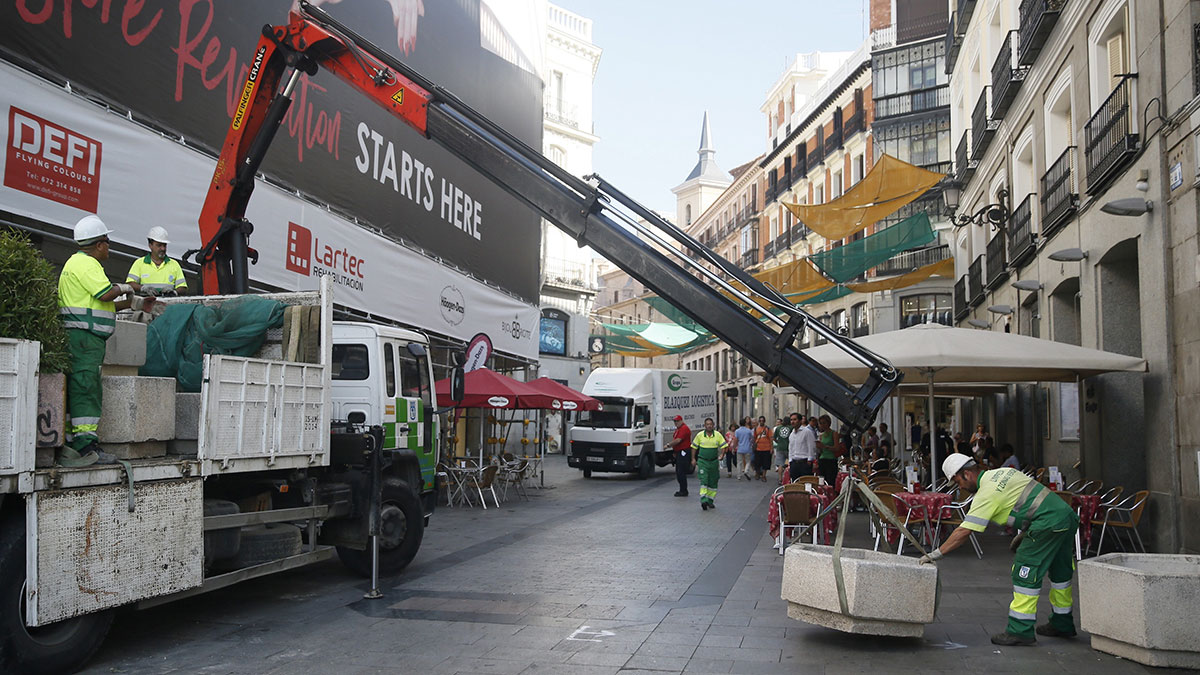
left=141, top=296, right=287, bottom=392
left=808, top=212, right=936, bottom=283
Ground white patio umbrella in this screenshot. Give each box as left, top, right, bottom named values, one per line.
left=804, top=323, right=1148, bottom=481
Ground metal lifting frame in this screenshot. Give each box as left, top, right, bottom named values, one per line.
left=197, top=1, right=902, bottom=429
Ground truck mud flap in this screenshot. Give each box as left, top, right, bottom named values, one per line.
left=26, top=479, right=203, bottom=626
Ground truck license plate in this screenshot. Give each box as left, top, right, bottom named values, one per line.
left=587, top=456, right=604, bottom=463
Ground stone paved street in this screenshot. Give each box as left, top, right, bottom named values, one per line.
left=85, top=457, right=1176, bottom=674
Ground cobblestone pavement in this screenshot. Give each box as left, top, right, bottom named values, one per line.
left=86, top=457, right=1175, bottom=674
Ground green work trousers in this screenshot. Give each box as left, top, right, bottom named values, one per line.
left=1007, top=508, right=1078, bottom=639
left=66, top=329, right=107, bottom=451
left=697, top=453, right=720, bottom=506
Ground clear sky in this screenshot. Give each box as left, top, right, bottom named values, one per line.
left=552, top=0, right=868, bottom=217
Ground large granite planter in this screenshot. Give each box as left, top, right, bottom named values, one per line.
left=781, top=544, right=938, bottom=637
left=1079, top=553, right=1200, bottom=668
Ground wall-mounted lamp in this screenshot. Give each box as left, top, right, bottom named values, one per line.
left=1011, top=279, right=1044, bottom=292
left=1048, top=248, right=1088, bottom=262
left=943, top=181, right=1011, bottom=230
left=987, top=304, right=1014, bottom=315
left=1100, top=197, right=1153, bottom=217
left=966, top=318, right=990, bottom=328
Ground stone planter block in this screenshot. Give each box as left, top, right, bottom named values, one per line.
left=97, top=376, right=176, bottom=443
left=1079, top=553, right=1200, bottom=668
left=36, top=373, right=65, bottom=448
left=781, top=544, right=938, bottom=637
left=103, top=320, right=147, bottom=367
left=105, top=441, right=167, bottom=460
left=175, top=393, right=201, bottom=441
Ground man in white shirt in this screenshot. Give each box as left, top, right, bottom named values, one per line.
left=787, top=413, right=817, bottom=480
left=999, top=443, right=1021, bottom=469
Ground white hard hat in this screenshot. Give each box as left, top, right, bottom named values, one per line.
left=942, top=453, right=975, bottom=479
left=147, top=226, right=170, bottom=244
left=73, top=215, right=112, bottom=244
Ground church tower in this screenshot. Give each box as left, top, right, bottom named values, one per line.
left=671, top=112, right=732, bottom=231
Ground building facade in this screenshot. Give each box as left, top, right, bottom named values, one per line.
left=947, top=0, right=1199, bottom=552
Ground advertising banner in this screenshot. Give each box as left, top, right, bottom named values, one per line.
left=0, top=61, right=539, bottom=360
left=0, top=0, right=543, bottom=301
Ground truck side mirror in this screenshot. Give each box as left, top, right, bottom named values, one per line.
left=451, top=366, right=465, bottom=403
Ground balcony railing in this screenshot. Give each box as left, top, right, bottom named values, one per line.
left=985, top=230, right=1008, bottom=290
left=1018, top=0, right=1064, bottom=66
left=1040, top=146, right=1077, bottom=237
left=957, top=0, right=977, bottom=28
left=1008, top=193, right=1036, bottom=267
left=971, top=87, right=997, bottom=160
left=968, top=256, right=984, bottom=307
left=991, top=31, right=1029, bottom=120
left=763, top=239, right=776, bottom=260
left=773, top=232, right=790, bottom=255
left=1085, top=75, right=1139, bottom=195
left=956, top=131, right=977, bottom=183
left=954, top=275, right=969, bottom=321
left=810, top=136, right=825, bottom=166
left=874, top=244, right=951, bottom=276
left=795, top=149, right=808, bottom=178
left=789, top=223, right=810, bottom=242
left=875, top=87, right=950, bottom=120
left=844, top=109, right=865, bottom=139
left=824, top=126, right=844, bottom=157
left=741, top=249, right=760, bottom=268
left=946, top=12, right=964, bottom=75
left=872, top=25, right=896, bottom=50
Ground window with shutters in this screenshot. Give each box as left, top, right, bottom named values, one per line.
left=1088, top=1, right=1132, bottom=109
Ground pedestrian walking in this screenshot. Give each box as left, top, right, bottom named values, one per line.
left=772, top=417, right=790, bottom=481
left=669, top=415, right=692, bottom=497
left=787, top=413, right=815, bottom=480
left=724, top=423, right=738, bottom=477
left=753, top=416, right=772, bottom=481
left=734, top=418, right=754, bottom=479
left=691, top=418, right=728, bottom=510
left=921, top=454, right=1079, bottom=646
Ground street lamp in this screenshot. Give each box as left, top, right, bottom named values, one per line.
left=1011, top=279, right=1043, bottom=292
left=966, top=318, right=990, bottom=328
left=1048, top=248, right=1088, bottom=262
left=942, top=180, right=1011, bottom=231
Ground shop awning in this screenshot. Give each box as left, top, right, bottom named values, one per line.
left=782, top=154, right=947, bottom=240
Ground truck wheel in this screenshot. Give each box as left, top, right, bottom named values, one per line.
left=336, top=478, right=424, bottom=577
left=637, top=452, right=654, bottom=479
left=0, top=515, right=114, bottom=675
left=226, top=523, right=302, bottom=570
left=582, top=468, right=592, bottom=478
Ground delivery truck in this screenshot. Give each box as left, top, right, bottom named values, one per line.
left=568, top=369, right=717, bottom=478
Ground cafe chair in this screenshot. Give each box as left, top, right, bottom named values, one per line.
left=468, top=465, right=502, bottom=509
left=934, top=495, right=983, bottom=558
left=791, top=475, right=821, bottom=489
left=1090, top=490, right=1150, bottom=555
left=776, top=484, right=821, bottom=554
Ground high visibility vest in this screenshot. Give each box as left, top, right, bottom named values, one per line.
left=126, top=255, right=186, bottom=294
left=691, top=430, right=728, bottom=462
left=961, top=468, right=1075, bottom=532
left=58, top=252, right=116, bottom=338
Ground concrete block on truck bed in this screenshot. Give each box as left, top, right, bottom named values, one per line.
left=281, top=305, right=321, bottom=363
left=36, top=373, right=65, bottom=448
left=103, top=320, right=147, bottom=367
left=105, top=441, right=167, bottom=460
left=175, top=392, right=201, bottom=440
left=781, top=544, right=937, bottom=637
left=168, top=439, right=197, bottom=456
left=97, top=376, right=176, bottom=443
left=1080, top=553, right=1200, bottom=668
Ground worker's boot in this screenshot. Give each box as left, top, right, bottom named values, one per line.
left=1035, top=623, right=1077, bottom=638
left=990, top=632, right=1036, bottom=646
left=55, top=446, right=99, bottom=468
left=75, top=442, right=119, bottom=466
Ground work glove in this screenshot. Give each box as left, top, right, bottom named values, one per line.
left=134, top=295, right=157, bottom=314
left=115, top=283, right=134, bottom=296
left=918, top=549, right=943, bottom=565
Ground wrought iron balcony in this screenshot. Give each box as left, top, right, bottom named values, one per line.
left=1041, top=146, right=1077, bottom=237
left=956, top=131, right=977, bottom=183
left=971, top=87, right=998, bottom=160
left=946, top=12, right=964, bottom=75
left=810, top=135, right=826, bottom=166
left=873, top=244, right=951, bottom=276
left=824, top=126, right=844, bottom=157
left=1008, top=193, right=1036, bottom=267
left=968, top=256, right=984, bottom=307
left=1085, top=75, right=1139, bottom=195
left=741, top=248, right=760, bottom=269
left=789, top=223, right=810, bottom=243
left=795, top=149, right=808, bottom=178
left=875, top=87, right=950, bottom=120
left=773, top=232, right=790, bottom=254
left=954, top=275, right=969, bottom=321
left=763, top=239, right=776, bottom=261
left=1018, top=0, right=1064, bottom=66
left=991, top=31, right=1029, bottom=120
left=985, top=230, right=1008, bottom=290
left=844, top=109, right=865, bottom=139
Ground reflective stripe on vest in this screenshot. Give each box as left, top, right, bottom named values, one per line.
left=58, top=306, right=115, bottom=335
left=1006, top=479, right=1051, bottom=530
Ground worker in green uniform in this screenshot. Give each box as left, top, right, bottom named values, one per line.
left=691, top=417, right=728, bottom=511
left=920, top=454, right=1078, bottom=646
left=126, top=226, right=188, bottom=296
left=57, top=215, right=139, bottom=467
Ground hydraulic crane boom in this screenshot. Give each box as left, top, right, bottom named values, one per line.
left=196, top=1, right=902, bottom=430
